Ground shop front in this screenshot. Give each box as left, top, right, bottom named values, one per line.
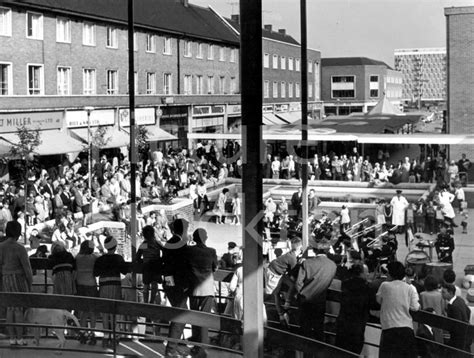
left=158, top=105, right=189, bottom=149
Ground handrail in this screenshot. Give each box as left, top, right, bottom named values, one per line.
left=25, top=259, right=474, bottom=354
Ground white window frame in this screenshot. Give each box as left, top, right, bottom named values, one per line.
left=146, top=72, right=156, bottom=94
left=219, top=76, right=225, bottom=94
left=288, top=82, right=293, bottom=98
left=369, top=74, right=379, bottom=98
left=308, top=61, right=313, bottom=73
left=163, top=73, right=172, bottom=95
left=56, top=17, right=71, bottom=43
left=330, top=75, right=356, bottom=99
left=0, top=7, right=12, bottom=37
left=106, top=26, right=118, bottom=48
left=272, top=81, right=278, bottom=98
left=264, top=80, right=269, bottom=98
left=26, top=11, right=43, bottom=40
left=272, top=54, right=278, bottom=69
left=280, top=56, right=286, bottom=70
left=184, top=40, right=192, bottom=57
left=230, top=48, right=236, bottom=63
left=184, top=74, right=193, bottom=95
left=197, top=43, right=203, bottom=59
left=57, top=66, right=71, bottom=95
left=295, top=58, right=300, bottom=72
left=308, top=82, right=313, bottom=98
left=281, top=81, right=286, bottom=98
left=0, top=62, right=13, bottom=95
left=207, top=75, right=214, bottom=94
left=219, top=46, right=225, bottom=61
left=163, top=37, right=172, bottom=55
left=146, top=34, right=156, bottom=53
left=83, top=22, right=96, bottom=46
left=230, top=77, right=237, bottom=94
left=196, top=75, right=203, bottom=94
left=263, top=53, right=270, bottom=68
left=208, top=44, right=214, bottom=60
left=288, top=57, right=294, bottom=71
left=27, top=63, right=44, bottom=95
left=83, top=68, right=96, bottom=95
left=106, top=69, right=118, bottom=95
left=295, top=82, right=300, bottom=98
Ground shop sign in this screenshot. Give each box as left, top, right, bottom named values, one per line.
left=227, top=104, right=241, bottom=115
left=193, top=105, right=225, bottom=117
left=0, top=111, right=63, bottom=133
left=262, top=105, right=273, bottom=113
left=66, top=109, right=115, bottom=128
left=119, top=107, right=155, bottom=126
left=274, top=104, right=289, bottom=112
left=160, top=106, right=188, bottom=120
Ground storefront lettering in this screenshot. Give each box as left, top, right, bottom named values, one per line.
left=0, top=112, right=63, bottom=133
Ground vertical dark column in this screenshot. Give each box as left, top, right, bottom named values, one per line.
left=177, top=38, right=181, bottom=94
left=240, top=0, right=264, bottom=357
left=300, top=0, right=309, bottom=247
left=128, top=0, right=137, bottom=266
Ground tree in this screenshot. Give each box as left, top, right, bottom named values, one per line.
left=91, top=125, right=112, bottom=150
left=135, top=125, right=150, bottom=161
left=9, top=125, right=42, bottom=243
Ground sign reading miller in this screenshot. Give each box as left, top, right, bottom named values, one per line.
left=0, top=111, right=63, bottom=133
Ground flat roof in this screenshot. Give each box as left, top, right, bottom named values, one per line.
left=321, top=57, right=393, bottom=70
left=445, top=6, right=474, bottom=16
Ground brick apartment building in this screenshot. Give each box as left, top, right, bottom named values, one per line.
left=0, top=0, right=240, bottom=152
left=445, top=6, right=474, bottom=162
left=225, top=15, right=323, bottom=122
left=321, top=57, right=403, bottom=115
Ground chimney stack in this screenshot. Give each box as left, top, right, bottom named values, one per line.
left=278, top=29, right=286, bottom=35
left=264, top=24, right=272, bottom=32
left=231, top=14, right=240, bottom=23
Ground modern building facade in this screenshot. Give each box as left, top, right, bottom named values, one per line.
left=320, top=57, right=403, bottom=116
left=0, top=0, right=241, bottom=151
left=445, top=6, right=474, bottom=161
left=225, top=15, right=323, bottom=122
left=394, top=48, right=447, bottom=104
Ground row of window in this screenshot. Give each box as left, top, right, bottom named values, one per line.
left=0, top=63, right=237, bottom=96
left=0, top=7, right=237, bottom=61
left=263, top=53, right=319, bottom=73
left=263, top=80, right=314, bottom=99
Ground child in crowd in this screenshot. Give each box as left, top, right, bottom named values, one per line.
left=414, top=201, right=425, bottom=234
left=461, top=208, right=468, bottom=234
left=435, top=204, right=445, bottom=233
left=425, top=201, right=436, bottom=235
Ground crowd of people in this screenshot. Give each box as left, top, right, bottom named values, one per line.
left=264, top=150, right=471, bottom=186
left=0, top=140, right=471, bottom=356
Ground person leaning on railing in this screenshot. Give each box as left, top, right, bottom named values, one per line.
left=93, top=236, right=128, bottom=349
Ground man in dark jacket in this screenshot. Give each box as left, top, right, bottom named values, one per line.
left=295, top=239, right=336, bottom=342
left=291, top=187, right=303, bottom=219
left=162, top=218, right=191, bottom=356
left=441, top=283, right=472, bottom=356
left=186, top=228, right=218, bottom=355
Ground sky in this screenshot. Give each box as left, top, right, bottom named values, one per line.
left=191, top=0, right=474, bottom=66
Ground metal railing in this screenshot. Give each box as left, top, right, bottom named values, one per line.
left=2, top=258, right=472, bottom=357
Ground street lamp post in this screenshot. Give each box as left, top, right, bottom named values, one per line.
left=85, top=106, right=94, bottom=191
